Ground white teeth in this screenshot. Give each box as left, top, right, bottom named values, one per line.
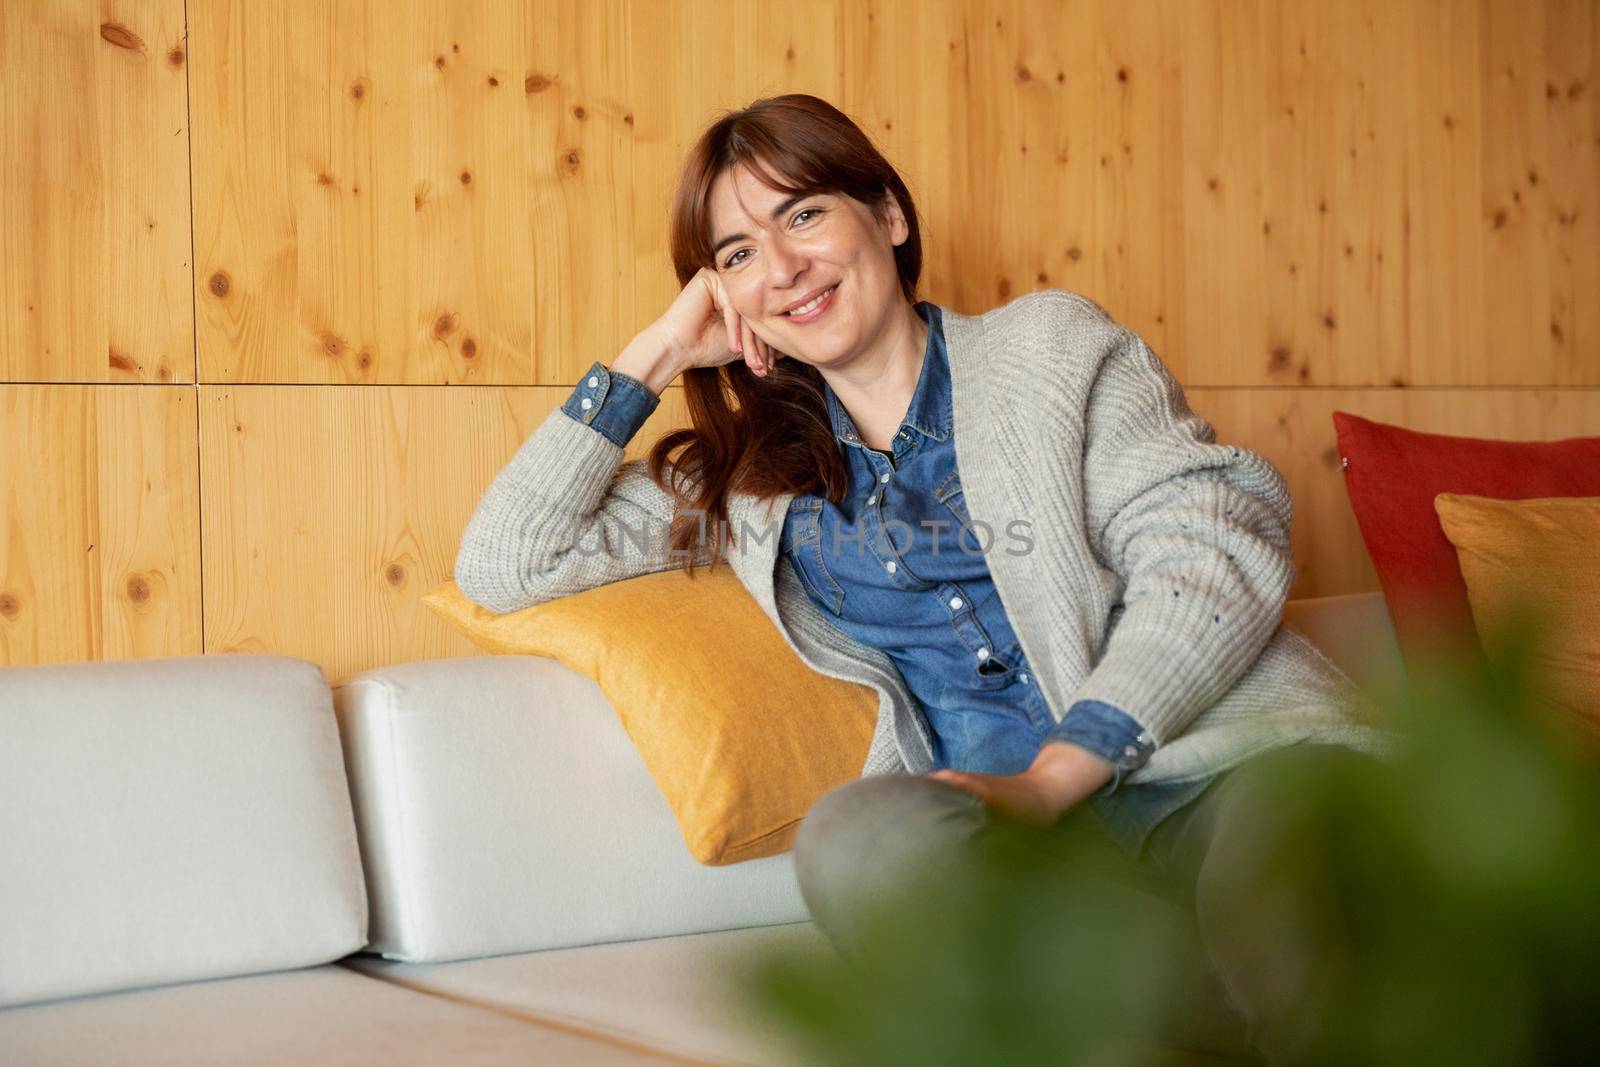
left=786, top=285, right=836, bottom=316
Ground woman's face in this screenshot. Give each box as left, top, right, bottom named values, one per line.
left=706, top=162, right=909, bottom=368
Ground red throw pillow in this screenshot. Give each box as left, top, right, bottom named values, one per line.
left=1332, top=411, right=1600, bottom=676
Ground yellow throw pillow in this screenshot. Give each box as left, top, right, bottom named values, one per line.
left=1433, top=494, right=1600, bottom=753
left=423, top=569, right=877, bottom=865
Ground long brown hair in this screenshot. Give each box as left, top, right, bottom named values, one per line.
left=646, top=94, right=925, bottom=574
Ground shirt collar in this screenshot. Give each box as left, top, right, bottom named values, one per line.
left=824, top=300, right=953, bottom=447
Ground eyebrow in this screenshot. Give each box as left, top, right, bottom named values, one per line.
left=711, top=193, right=810, bottom=257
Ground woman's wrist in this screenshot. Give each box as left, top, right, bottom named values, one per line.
left=612, top=326, right=686, bottom=396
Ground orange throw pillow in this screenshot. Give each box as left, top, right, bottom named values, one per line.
left=1433, top=494, right=1600, bottom=752
left=423, top=568, right=877, bottom=865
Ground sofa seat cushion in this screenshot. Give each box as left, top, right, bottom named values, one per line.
left=0, top=964, right=668, bottom=1065
left=333, top=654, right=809, bottom=964
left=0, top=654, right=367, bottom=1008
left=347, top=921, right=836, bottom=1067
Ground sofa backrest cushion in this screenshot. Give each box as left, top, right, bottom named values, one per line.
left=1281, top=590, right=1408, bottom=710
left=333, top=654, right=809, bottom=964
left=0, top=654, right=368, bottom=1008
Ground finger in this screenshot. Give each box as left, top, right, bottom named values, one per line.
left=742, top=319, right=758, bottom=373
left=725, top=307, right=740, bottom=355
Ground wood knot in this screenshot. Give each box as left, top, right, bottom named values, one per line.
left=167, top=47, right=185, bottom=68
left=320, top=331, right=346, bottom=356
left=0, top=592, right=18, bottom=619
left=100, top=22, right=146, bottom=52
left=357, top=349, right=373, bottom=368
left=459, top=169, right=472, bottom=185
left=1015, top=63, right=1031, bottom=82
left=126, top=574, right=150, bottom=603
left=1116, top=66, right=1129, bottom=83
left=488, top=74, right=499, bottom=87
left=158, top=364, right=173, bottom=381
left=1066, top=246, right=1082, bottom=261
left=525, top=73, right=550, bottom=93
left=208, top=271, right=231, bottom=297
left=109, top=348, right=139, bottom=373
left=1268, top=345, right=1291, bottom=370
left=350, top=78, right=367, bottom=101
left=462, top=337, right=477, bottom=359
left=572, top=105, right=586, bottom=120
left=434, top=313, right=456, bottom=338
left=385, top=563, right=406, bottom=587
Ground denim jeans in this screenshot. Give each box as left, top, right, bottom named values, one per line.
left=792, top=743, right=1383, bottom=1065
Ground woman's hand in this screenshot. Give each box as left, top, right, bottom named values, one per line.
left=927, top=767, right=1072, bottom=830
left=654, top=266, right=783, bottom=378
left=929, top=742, right=1116, bottom=830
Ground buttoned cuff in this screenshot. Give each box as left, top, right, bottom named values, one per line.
left=560, top=360, right=660, bottom=447
left=1045, top=699, right=1155, bottom=798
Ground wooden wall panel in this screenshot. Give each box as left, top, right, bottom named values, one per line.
left=186, top=0, right=1597, bottom=390
left=188, top=0, right=645, bottom=387
left=198, top=384, right=691, bottom=682
left=5, top=0, right=1598, bottom=670
left=0, top=386, right=202, bottom=664
left=1193, top=387, right=1600, bottom=600
left=0, top=0, right=193, bottom=384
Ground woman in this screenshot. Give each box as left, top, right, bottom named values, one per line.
left=455, top=94, right=1398, bottom=1062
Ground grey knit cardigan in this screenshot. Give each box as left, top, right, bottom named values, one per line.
left=454, top=289, right=1401, bottom=785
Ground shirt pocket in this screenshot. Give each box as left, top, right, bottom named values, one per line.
left=934, top=469, right=983, bottom=554
left=781, top=500, right=846, bottom=616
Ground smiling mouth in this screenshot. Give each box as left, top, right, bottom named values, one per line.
left=783, top=283, right=839, bottom=321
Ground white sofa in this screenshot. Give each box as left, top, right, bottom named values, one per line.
left=0, top=592, right=1405, bottom=1065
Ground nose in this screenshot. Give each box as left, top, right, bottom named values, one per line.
left=766, top=237, right=808, bottom=294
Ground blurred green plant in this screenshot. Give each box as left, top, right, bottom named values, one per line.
left=724, top=601, right=1600, bottom=1066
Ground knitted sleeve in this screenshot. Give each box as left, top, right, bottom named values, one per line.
left=1065, top=326, right=1296, bottom=749
left=452, top=402, right=696, bottom=615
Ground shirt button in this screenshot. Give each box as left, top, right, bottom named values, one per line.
left=580, top=397, right=593, bottom=410
left=1020, top=672, right=1030, bottom=684
left=867, top=494, right=877, bottom=505
left=1137, top=731, right=1153, bottom=745
left=1123, top=745, right=1140, bottom=759
left=885, top=560, right=896, bottom=574
left=879, top=472, right=890, bottom=484
left=976, top=647, right=989, bottom=660
left=587, top=375, right=599, bottom=388
left=948, top=596, right=963, bottom=610
left=899, top=430, right=909, bottom=439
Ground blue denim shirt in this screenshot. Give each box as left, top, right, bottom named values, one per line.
left=775, top=301, right=1165, bottom=798
left=559, top=308, right=1220, bottom=853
